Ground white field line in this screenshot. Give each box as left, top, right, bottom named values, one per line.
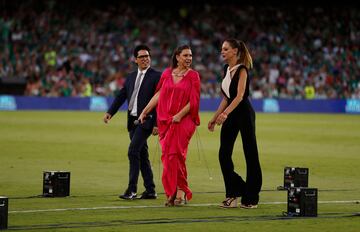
left=8, top=200, right=360, bottom=214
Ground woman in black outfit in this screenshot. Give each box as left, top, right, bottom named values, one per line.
left=208, top=38, right=262, bottom=208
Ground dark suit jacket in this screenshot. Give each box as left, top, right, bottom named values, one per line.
left=107, top=67, right=161, bottom=131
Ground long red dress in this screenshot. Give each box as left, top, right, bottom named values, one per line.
left=156, top=67, right=200, bottom=201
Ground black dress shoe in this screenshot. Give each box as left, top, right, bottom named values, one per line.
left=139, top=191, right=157, bottom=199
left=119, top=191, right=137, bottom=200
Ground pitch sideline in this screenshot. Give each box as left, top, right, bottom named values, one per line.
left=9, top=200, right=360, bottom=214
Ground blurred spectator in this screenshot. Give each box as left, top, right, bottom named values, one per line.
left=304, top=80, right=315, bottom=99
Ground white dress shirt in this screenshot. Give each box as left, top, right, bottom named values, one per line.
left=130, top=67, right=149, bottom=116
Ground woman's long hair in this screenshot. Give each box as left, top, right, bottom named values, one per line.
left=224, top=38, right=253, bottom=69
left=171, top=44, right=191, bottom=69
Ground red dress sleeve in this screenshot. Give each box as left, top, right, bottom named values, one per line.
left=189, top=71, right=200, bottom=125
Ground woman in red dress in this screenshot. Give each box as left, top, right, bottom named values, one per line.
left=139, top=45, right=200, bottom=206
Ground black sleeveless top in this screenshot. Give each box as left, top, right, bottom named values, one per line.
left=221, top=64, right=250, bottom=105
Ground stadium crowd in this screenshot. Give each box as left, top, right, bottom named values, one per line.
left=1, top=1, right=360, bottom=99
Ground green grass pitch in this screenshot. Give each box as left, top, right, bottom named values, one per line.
left=0, top=111, right=359, bottom=231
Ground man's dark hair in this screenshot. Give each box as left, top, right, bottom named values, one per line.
left=133, top=44, right=151, bottom=58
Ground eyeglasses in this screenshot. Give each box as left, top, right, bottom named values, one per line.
left=137, top=55, right=150, bottom=59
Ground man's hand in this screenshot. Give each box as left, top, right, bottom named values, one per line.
left=103, top=113, right=112, bottom=124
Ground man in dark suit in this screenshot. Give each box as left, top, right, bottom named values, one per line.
left=103, top=44, right=161, bottom=200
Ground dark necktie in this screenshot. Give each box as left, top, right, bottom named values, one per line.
left=128, top=71, right=144, bottom=111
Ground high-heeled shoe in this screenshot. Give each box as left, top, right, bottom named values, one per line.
left=165, top=194, right=176, bottom=207
left=174, top=196, right=187, bottom=206
left=240, top=203, right=258, bottom=209
left=220, top=197, right=238, bottom=208
left=174, top=189, right=187, bottom=206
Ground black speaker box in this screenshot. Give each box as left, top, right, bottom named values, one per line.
left=0, top=196, right=8, bottom=230
left=284, top=167, right=309, bottom=189
left=43, top=171, right=70, bottom=197
left=287, top=187, right=317, bottom=217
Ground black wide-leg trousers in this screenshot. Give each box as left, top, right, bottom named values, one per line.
left=219, top=101, right=262, bottom=204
